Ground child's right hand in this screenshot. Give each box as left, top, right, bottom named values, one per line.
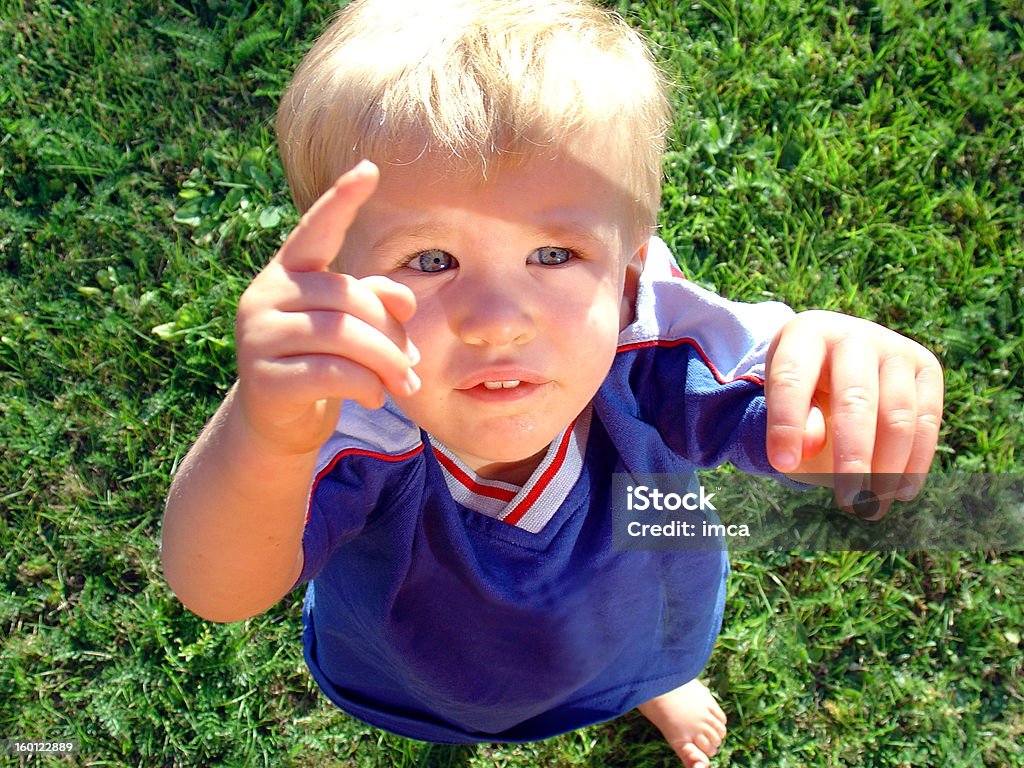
left=234, top=161, right=421, bottom=456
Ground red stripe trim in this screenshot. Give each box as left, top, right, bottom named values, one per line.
left=307, top=443, right=424, bottom=523
left=616, top=337, right=765, bottom=387
left=502, top=415, right=577, bottom=526
left=433, top=449, right=518, bottom=502
left=317, top=444, right=424, bottom=478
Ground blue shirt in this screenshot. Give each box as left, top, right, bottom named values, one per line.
left=298, top=238, right=793, bottom=742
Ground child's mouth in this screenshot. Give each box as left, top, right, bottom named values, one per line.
left=482, top=380, right=521, bottom=390
left=456, top=369, right=547, bottom=401
left=460, top=379, right=542, bottom=402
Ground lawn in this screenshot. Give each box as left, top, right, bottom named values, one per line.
left=1, top=0, right=1022, bottom=766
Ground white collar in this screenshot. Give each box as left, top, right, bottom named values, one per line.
left=430, top=406, right=592, bottom=534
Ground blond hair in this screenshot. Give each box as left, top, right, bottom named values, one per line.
left=276, top=0, right=670, bottom=236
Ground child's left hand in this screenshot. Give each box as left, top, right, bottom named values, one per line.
left=763, top=310, right=943, bottom=519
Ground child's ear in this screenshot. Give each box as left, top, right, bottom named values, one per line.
left=627, top=241, right=648, bottom=273
left=619, top=241, right=648, bottom=331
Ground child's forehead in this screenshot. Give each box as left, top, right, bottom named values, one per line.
left=363, top=145, right=639, bottom=232
left=388, top=147, right=617, bottom=194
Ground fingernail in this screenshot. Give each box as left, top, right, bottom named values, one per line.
left=353, top=159, right=376, bottom=176
left=403, top=368, right=421, bottom=395
left=339, top=160, right=372, bottom=184
left=851, top=490, right=880, bottom=520
left=896, top=479, right=917, bottom=501
left=406, top=340, right=421, bottom=366
left=773, top=450, right=798, bottom=473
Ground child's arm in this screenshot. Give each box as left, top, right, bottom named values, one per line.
left=763, top=310, right=943, bottom=518
left=161, top=161, right=419, bottom=623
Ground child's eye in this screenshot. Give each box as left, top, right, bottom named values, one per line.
left=408, top=249, right=457, bottom=272
left=529, top=246, right=574, bottom=266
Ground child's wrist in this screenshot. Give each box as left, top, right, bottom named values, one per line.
left=228, top=381, right=330, bottom=462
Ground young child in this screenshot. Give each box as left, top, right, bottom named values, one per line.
left=161, top=1, right=943, bottom=765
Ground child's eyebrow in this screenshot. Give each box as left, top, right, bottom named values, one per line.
left=531, top=217, right=612, bottom=250
left=368, top=211, right=615, bottom=254
left=370, top=220, right=451, bottom=253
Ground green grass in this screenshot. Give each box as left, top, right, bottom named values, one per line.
left=1, top=0, right=1022, bottom=766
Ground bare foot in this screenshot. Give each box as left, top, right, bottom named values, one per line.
left=637, top=679, right=727, bottom=768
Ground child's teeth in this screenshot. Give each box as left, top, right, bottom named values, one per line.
left=483, top=380, right=520, bottom=390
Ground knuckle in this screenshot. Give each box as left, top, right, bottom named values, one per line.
left=834, top=385, right=875, bottom=414
left=236, top=283, right=265, bottom=314
left=334, top=272, right=358, bottom=297
left=881, top=348, right=913, bottom=371
left=915, top=352, right=944, bottom=382
left=916, top=410, right=943, bottom=434
left=359, top=274, right=391, bottom=290
left=769, top=367, right=806, bottom=391
left=770, top=364, right=811, bottom=403
left=884, top=407, right=917, bottom=437
left=919, top=347, right=942, bottom=370
left=767, top=421, right=805, bottom=437
left=835, top=448, right=869, bottom=469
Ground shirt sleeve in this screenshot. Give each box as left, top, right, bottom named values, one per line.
left=297, top=400, right=426, bottom=585
left=610, top=238, right=796, bottom=475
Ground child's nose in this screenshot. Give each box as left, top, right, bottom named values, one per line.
left=455, top=281, right=536, bottom=347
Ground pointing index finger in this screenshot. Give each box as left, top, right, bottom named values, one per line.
left=274, top=160, right=379, bottom=273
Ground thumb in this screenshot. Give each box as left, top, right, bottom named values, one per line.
left=801, top=403, right=828, bottom=463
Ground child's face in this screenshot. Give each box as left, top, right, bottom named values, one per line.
left=338, top=151, right=644, bottom=484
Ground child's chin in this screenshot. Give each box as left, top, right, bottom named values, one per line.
left=451, top=435, right=555, bottom=481
left=475, top=442, right=551, bottom=468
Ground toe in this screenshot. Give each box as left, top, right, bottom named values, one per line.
left=709, top=712, right=727, bottom=739
left=674, top=742, right=711, bottom=768
left=710, top=699, right=727, bottom=725
left=693, top=730, right=720, bottom=758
